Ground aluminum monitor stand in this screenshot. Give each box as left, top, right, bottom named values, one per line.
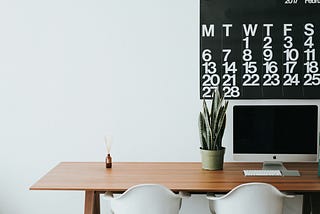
left=263, top=161, right=300, bottom=176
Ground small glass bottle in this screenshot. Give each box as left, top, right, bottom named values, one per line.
left=106, top=153, right=112, bottom=168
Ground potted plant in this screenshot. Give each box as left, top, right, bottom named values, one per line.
left=198, top=88, right=228, bottom=170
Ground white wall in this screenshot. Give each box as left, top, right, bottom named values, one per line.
left=0, top=0, right=318, bottom=214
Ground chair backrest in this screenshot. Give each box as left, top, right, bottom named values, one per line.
left=207, top=182, right=294, bottom=214
left=107, top=184, right=182, bottom=214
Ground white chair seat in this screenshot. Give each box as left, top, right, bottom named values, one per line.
left=207, top=182, right=294, bottom=214
left=104, top=184, right=185, bottom=214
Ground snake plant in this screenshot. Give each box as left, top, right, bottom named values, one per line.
left=199, top=88, right=229, bottom=151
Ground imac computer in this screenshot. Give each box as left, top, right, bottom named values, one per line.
left=233, top=105, right=318, bottom=176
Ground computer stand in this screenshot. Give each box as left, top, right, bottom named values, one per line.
left=262, top=161, right=300, bottom=176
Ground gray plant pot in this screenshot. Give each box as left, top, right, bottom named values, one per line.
left=200, top=147, right=225, bottom=170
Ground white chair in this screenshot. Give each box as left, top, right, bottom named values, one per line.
left=104, top=184, right=187, bottom=214
left=207, top=182, right=294, bottom=214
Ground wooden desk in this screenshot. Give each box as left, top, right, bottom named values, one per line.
left=30, top=162, right=320, bottom=214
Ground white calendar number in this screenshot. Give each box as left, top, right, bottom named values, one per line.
left=263, top=37, right=272, bottom=49
left=304, top=61, right=319, bottom=74
left=222, top=74, right=236, bottom=86
left=283, top=74, right=300, bottom=86
left=202, top=74, right=220, bottom=86
left=223, top=86, right=240, bottom=98
left=223, top=62, right=237, bottom=74
left=284, top=49, right=299, bottom=61
left=202, top=87, right=215, bottom=98
left=284, top=36, right=294, bottom=49
left=304, top=74, right=320, bottom=86
left=304, top=49, right=316, bottom=61
left=304, top=37, right=314, bottom=49
left=202, top=62, right=217, bottom=74
left=283, top=61, right=297, bottom=74
left=263, top=49, right=273, bottom=61
left=263, top=61, right=278, bottom=74
left=243, top=74, right=260, bottom=86
left=263, top=74, right=280, bottom=86
left=243, top=61, right=257, bottom=74
left=242, top=49, right=253, bottom=61
left=285, top=0, right=298, bottom=4
left=222, top=49, right=232, bottom=61
left=202, top=49, right=213, bottom=62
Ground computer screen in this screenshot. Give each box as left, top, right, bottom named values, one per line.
left=233, top=105, right=318, bottom=162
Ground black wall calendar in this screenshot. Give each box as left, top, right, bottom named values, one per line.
left=200, top=0, right=320, bottom=99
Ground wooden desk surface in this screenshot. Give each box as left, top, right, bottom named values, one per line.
left=30, top=162, right=320, bottom=193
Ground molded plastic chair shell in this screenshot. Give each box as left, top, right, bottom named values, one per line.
left=103, top=184, right=184, bottom=214
left=207, top=182, right=294, bottom=214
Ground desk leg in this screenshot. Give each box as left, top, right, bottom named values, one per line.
left=302, top=193, right=320, bottom=214
left=84, top=191, right=100, bottom=214
left=94, top=192, right=100, bottom=214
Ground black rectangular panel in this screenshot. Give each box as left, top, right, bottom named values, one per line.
left=200, top=0, right=320, bottom=99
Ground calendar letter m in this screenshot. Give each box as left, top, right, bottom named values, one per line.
left=202, top=24, right=214, bottom=37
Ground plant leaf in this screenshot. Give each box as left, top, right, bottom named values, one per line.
left=212, top=102, right=228, bottom=149
left=203, top=111, right=212, bottom=149
left=203, top=99, right=210, bottom=123
left=198, top=112, right=208, bottom=150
